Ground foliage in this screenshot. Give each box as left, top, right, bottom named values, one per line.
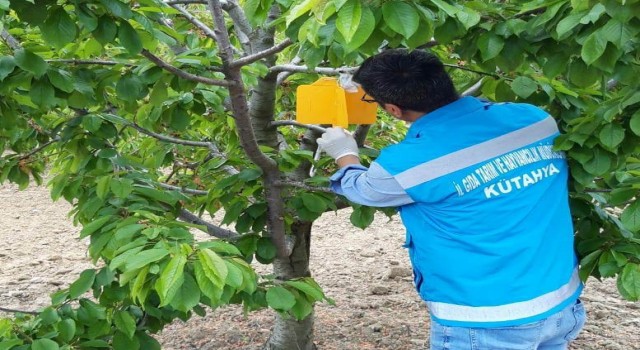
left=0, top=0, right=639, bottom=348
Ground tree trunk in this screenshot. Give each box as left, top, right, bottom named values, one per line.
left=264, top=221, right=317, bottom=350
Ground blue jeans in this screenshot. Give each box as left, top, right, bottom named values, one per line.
left=429, top=300, right=586, bottom=350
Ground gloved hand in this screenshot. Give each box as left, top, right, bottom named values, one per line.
left=316, top=127, right=359, bottom=161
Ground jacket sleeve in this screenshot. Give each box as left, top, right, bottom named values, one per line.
left=329, top=162, right=415, bottom=207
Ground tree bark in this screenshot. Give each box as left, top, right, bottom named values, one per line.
left=264, top=221, right=316, bottom=350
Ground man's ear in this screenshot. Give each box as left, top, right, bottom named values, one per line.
left=383, top=103, right=403, bottom=118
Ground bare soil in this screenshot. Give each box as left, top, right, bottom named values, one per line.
left=1, top=183, right=639, bottom=349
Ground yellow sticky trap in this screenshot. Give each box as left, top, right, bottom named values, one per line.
left=296, top=77, right=377, bottom=128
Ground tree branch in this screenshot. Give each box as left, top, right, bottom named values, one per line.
left=167, top=2, right=218, bottom=41
left=353, top=125, right=371, bottom=148
left=141, top=49, right=231, bottom=87
left=46, top=59, right=134, bottom=67
left=270, top=120, right=327, bottom=134
left=221, top=0, right=252, bottom=53
left=178, top=208, right=239, bottom=239
left=206, top=0, right=276, bottom=171
left=123, top=120, right=214, bottom=148
left=19, top=137, right=60, bottom=160
left=159, top=182, right=209, bottom=196
left=270, top=64, right=358, bottom=76
left=274, top=180, right=332, bottom=194
left=1, top=29, right=21, bottom=50
left=165, top=0, right=206, bottom=4
left=461, top=78, right=484, bottom=97
left=208, top=0, right=288, bottom=258
left=230, top=38, right=293, bottom=68
left=276, top=56, right=302, bottom=85
left=443, top=63, right=500, bottom=78
left=0, top=306, right=38, bottom=315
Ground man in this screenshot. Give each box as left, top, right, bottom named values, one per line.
left=316, top=49, right=586, bottom=349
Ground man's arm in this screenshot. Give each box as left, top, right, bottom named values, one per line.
left=318, top=128, right=414, bottom=207
left=336, top=154, right=360, bottom=168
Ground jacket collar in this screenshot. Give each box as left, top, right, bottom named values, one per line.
left=406, top=97, right=486, bottom=138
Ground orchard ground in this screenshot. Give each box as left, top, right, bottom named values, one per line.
left=1, top=183, right=639, bottom=350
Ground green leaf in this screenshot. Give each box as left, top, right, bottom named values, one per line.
left=286, top=0, right=320, bottom=25
left=430, top=0, right=458, bottom=17
left=134, top=186, right=180, bottom=205
left=579, top=249, right=602, bottom=281
left=582, top=148, right=612, bottom=176
left=114, top=310, right=137, bottom=339
left=621, top=201, right=640, bottom=232
left=112, top=330, right=140, bottom=350
left=238, top=168, right=263, bottom=181
left=511, top=76, right=537, bottom=98
left=93, top=16, right=118, bottom=44
left=224, top=260, right=243, bottom=288
left=344, top=6, right=374, bottom=52
left=599, top=19, right=638, bottom=48
left=609, top=188, right=636, bottom=206
left=32, top=339, right=59, bottom=350
left=116, top=74, right=144, bottom=102
left=382, top=1, right=419, bottom=38
left=136, top=333, right=161, bottom=350
left=256, top=237, right=277, bottom=263
left=630, top=110, right=640, bottom=136
left=284, top=279, right=325, bottom=301
left=118, top=20, right=142, bottom=54
left=266, top=286, right=297, bottom=310
left=69, top=269, right=96, bottom=298
left=14, top=49, right=48, bottom=78
left=581, top=31, right=607, bottom=65
left=40, top=307, right=61, bottom=325
left=170, top=272, right=200, bottom=312
left=197, top=240, right=242, bottom=256
left=580, top=3, right=605, bottom=24
left=57, top=319, right=76, bottom=342
left=455, top=8, right=481, bottom=30
left=618, top=263, right=640, bottom=301
left=477, top=32, right=504, bottom=61
left=96, top=176, right=112, bottom=199
left=77, top=3, right=99, bottom=31
left=290, top=294, right=313, bottom=320
left=336, top=0, right=361, bottom=42
left=42, top=7, right=78, bottom=48
left=555, top=11, right=584, bottom=39
left=110, top=178, right=134, bottom=198
left=598, top=123, right=625, bottom=149
left=78, top=339, right=110, bottom=348
left=30, top=77, right=56, bottom=108
left=194, top=261, right=223, bottom=302
left=130, top=265, right=150, bottom=303
left=114, top=224, right=145, bottom=242
left=0, top=0, right=8, bottom=10
left=0, top=56, right=16, bottom=81
left=567, top=60, right=598, bottom=87
left=197, top=249, right=228, bottom=288
left=156, top=253, right=187, bottom=305
left=99, top=0, right=133, bottom=19
left=79, top=215, right=113, bottom=239
left=350, top=205, right=375, bottom=229
left=301, top=193, right=328, bottom=213
left=124, top=248, right=169, bottom=271
left=47, top=69, right=75, bottom=93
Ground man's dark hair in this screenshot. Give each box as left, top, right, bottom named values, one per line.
left=352, top=49, right=459, bottom=113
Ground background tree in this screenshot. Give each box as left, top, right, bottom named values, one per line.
left=0, top=0, right=639, bottom=349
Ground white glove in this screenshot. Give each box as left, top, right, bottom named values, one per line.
left=316, top=127, right=359, bottom=161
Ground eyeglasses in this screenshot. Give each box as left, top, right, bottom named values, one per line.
left=360, top=93, right=377, bottom=104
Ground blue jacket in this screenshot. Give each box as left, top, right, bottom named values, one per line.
left=330, top=97, right=582, bottom=327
